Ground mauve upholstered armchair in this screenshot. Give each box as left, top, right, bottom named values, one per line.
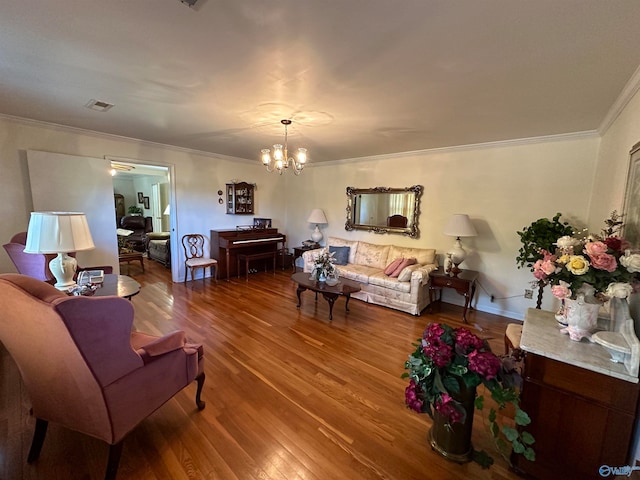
left=3, top=232, right=113, bottom=283
left=0, top=273, right=205, bottom=480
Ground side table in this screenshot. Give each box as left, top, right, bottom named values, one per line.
left=292, top=245, right=317, bottom=272
left=428, top=267, right=478, bottom=323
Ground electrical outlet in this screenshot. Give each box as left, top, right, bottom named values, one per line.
left=524, top=289, right=533, bottom=299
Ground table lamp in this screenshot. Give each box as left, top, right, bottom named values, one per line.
left=24, top=212, right=95, bottom=290
left=307, top=209, right=328, bottom=244
left=443, top=214, right=477, bottom=275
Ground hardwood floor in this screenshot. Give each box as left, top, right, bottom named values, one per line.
left=1, top=259, right=522, bottom=480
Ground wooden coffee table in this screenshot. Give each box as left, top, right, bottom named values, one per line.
left=93, top=274, right=141, bottom=300
left=291, top=272, right=361, bottom=320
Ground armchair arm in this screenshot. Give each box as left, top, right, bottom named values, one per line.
left=133, top=330, right=188, bottom=364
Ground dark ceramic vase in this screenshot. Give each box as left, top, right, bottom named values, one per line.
left=428, top=382, right=476, bottom=463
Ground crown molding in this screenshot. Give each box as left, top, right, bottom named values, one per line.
left=324, top=130, right=599, bottom=167
left=0, top=113, right=254, bottom=165
left=598, top=63, right=640, bottom=136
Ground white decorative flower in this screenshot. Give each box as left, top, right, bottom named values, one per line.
left=605, top=282, right=633, bottom=299
left=620, top=253, right=640, bottom=273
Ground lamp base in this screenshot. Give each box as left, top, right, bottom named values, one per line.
left=311, top=225, right=323, bottom=244
left=49, top=252, right=78, bottom=290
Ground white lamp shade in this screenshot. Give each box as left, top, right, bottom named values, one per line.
left=163, top=204, right=170, bottom=215
left=443, top=214, right=477, bottom=238
left=24, top=212, right=95, bottom=254
left=307, top=209, right=328, bottom=225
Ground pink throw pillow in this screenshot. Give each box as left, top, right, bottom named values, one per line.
left=390, top=258, right=417, bottom=278
left=384, top=257, right=404, bottom=276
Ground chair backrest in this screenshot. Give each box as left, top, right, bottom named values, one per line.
left=387, top=215, right=408, bottom=228
left=182, top=234, right=207, bottom=260
left=3, top=241, right=55, bottom=282
left=0, top=273, right=142, bottom=443
left=120, top=215, right=153, bottom=233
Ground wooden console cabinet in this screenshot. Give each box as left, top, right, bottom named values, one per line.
left=514, top=309, right=640, bottom=479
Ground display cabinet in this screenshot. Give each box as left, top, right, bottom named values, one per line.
left=226, top=182, right=254, bottom=214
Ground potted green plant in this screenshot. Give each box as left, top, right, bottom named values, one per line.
left=403, top=323, right=535, bottom=468
left=516, top=213, right=574, bottom=308
left=127, top=205, right=143, bottom=215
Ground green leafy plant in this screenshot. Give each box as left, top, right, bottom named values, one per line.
left=127, top=205, right=142, bottom=215
left=403, top=323, right=535, bottom=468
left=516, top=213, right=574, bottom=270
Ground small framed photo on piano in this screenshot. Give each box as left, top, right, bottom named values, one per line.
left=253, top=218, right=272, bottom=229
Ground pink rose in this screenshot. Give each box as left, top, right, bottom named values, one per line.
left=540, top=260, right=557, bottom=275
left=551, top=282, right=572, bottom=299
left=589, top=252, right=617, bottom=272
left=533, top=260, right=548, bottom=280
left=585, top=241, right=608, bottom=256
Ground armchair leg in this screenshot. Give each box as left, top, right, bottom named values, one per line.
left=105, top=441, right=124, bottom=480
left=196, top=372, right=206, bottom=410
left=27, top=418, right=48, bottom=463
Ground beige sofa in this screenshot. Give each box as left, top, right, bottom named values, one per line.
left=302, top=236, right=438, bottom=315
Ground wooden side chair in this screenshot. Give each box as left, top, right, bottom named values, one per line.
left=181, top=234, right=218, bottom=283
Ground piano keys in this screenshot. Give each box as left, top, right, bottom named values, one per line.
left=211, top=228, right=287, bottom=280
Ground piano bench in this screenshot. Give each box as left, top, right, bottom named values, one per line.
left=237, top=252, right=277, bottom=281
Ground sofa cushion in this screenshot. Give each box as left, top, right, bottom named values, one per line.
left=390, top=258, right=417, bottom=278
left=384, top=257, right=404, bottom=275
left=336, top=264, right=380, bottom=284
left=329, top=246, right=350, bottom=265
left=368, top=272, right=412, bottom=293
left=397, top=263, right=422, bottom=282
left=354, top=241, right=391, bottom=269
left=327, top=237, right=359, bottom=264
left=389, top=246, right=436, bottom=265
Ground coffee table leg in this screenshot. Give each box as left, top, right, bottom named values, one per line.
left=321, top=293, right=338, bottom=321
left=296, top=286, right=307, bottom=308
left=345, top=294, right=351, bottom=312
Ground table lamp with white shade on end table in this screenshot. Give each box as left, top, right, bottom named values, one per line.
left=307, top=208, right=328, bottom=244
left=443, top=214, right=477, bottom=275
left=24, top=212, right=95, bottom=290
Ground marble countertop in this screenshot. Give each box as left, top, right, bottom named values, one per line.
left=521, top=308, right=638, bottom=383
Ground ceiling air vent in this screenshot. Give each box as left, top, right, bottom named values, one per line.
left=85, top=99, right=114, bottom=112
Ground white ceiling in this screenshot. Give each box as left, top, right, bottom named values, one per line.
left=2, top=1, right=640, bottom=163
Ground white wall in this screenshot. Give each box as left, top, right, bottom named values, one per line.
left=0, top=114, right=602, bottom=318
left=286, top=135, right=599, bottom=319
left=0, top=116, right=288, bottom=282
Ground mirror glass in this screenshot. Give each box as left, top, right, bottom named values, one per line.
left=345, top=185, right=423, bottom=237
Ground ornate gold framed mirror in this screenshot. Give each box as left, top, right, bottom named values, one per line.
left=345, top=185, right=423, bottom=237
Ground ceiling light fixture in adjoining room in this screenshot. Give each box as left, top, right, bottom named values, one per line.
left=261, top=119, right=308, bottom=175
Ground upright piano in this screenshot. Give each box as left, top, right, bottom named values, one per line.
left=211, top=228, right=287, bottom=280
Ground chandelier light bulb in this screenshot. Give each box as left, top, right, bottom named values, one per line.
left=297, top=148, right=307, bottom=164
left=261, top=149, right=271, bottom=165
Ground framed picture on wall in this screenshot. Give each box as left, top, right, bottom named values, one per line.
left=623, top=141, right=640, bottom=249
left=143, top=196, right=150, bottom=209
left=138, top=192, right=144, bottom=203
left=254, top=218, right=271, bottom=229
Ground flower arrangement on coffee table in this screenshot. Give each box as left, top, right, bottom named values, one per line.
left=403, top=322, right=535, bottom=468
left=310, top=249, right=337, bottom=281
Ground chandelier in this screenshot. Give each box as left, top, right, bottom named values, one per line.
left=260, top=119, right=308, bottom=175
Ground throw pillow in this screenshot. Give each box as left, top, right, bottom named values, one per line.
left=397, top=263, right=421, bottom=282
left=329, top=246, right=350, bottom=265
left=384, top=257, right=404, bottom=275
left=390, top=257, right=417, bottom=278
